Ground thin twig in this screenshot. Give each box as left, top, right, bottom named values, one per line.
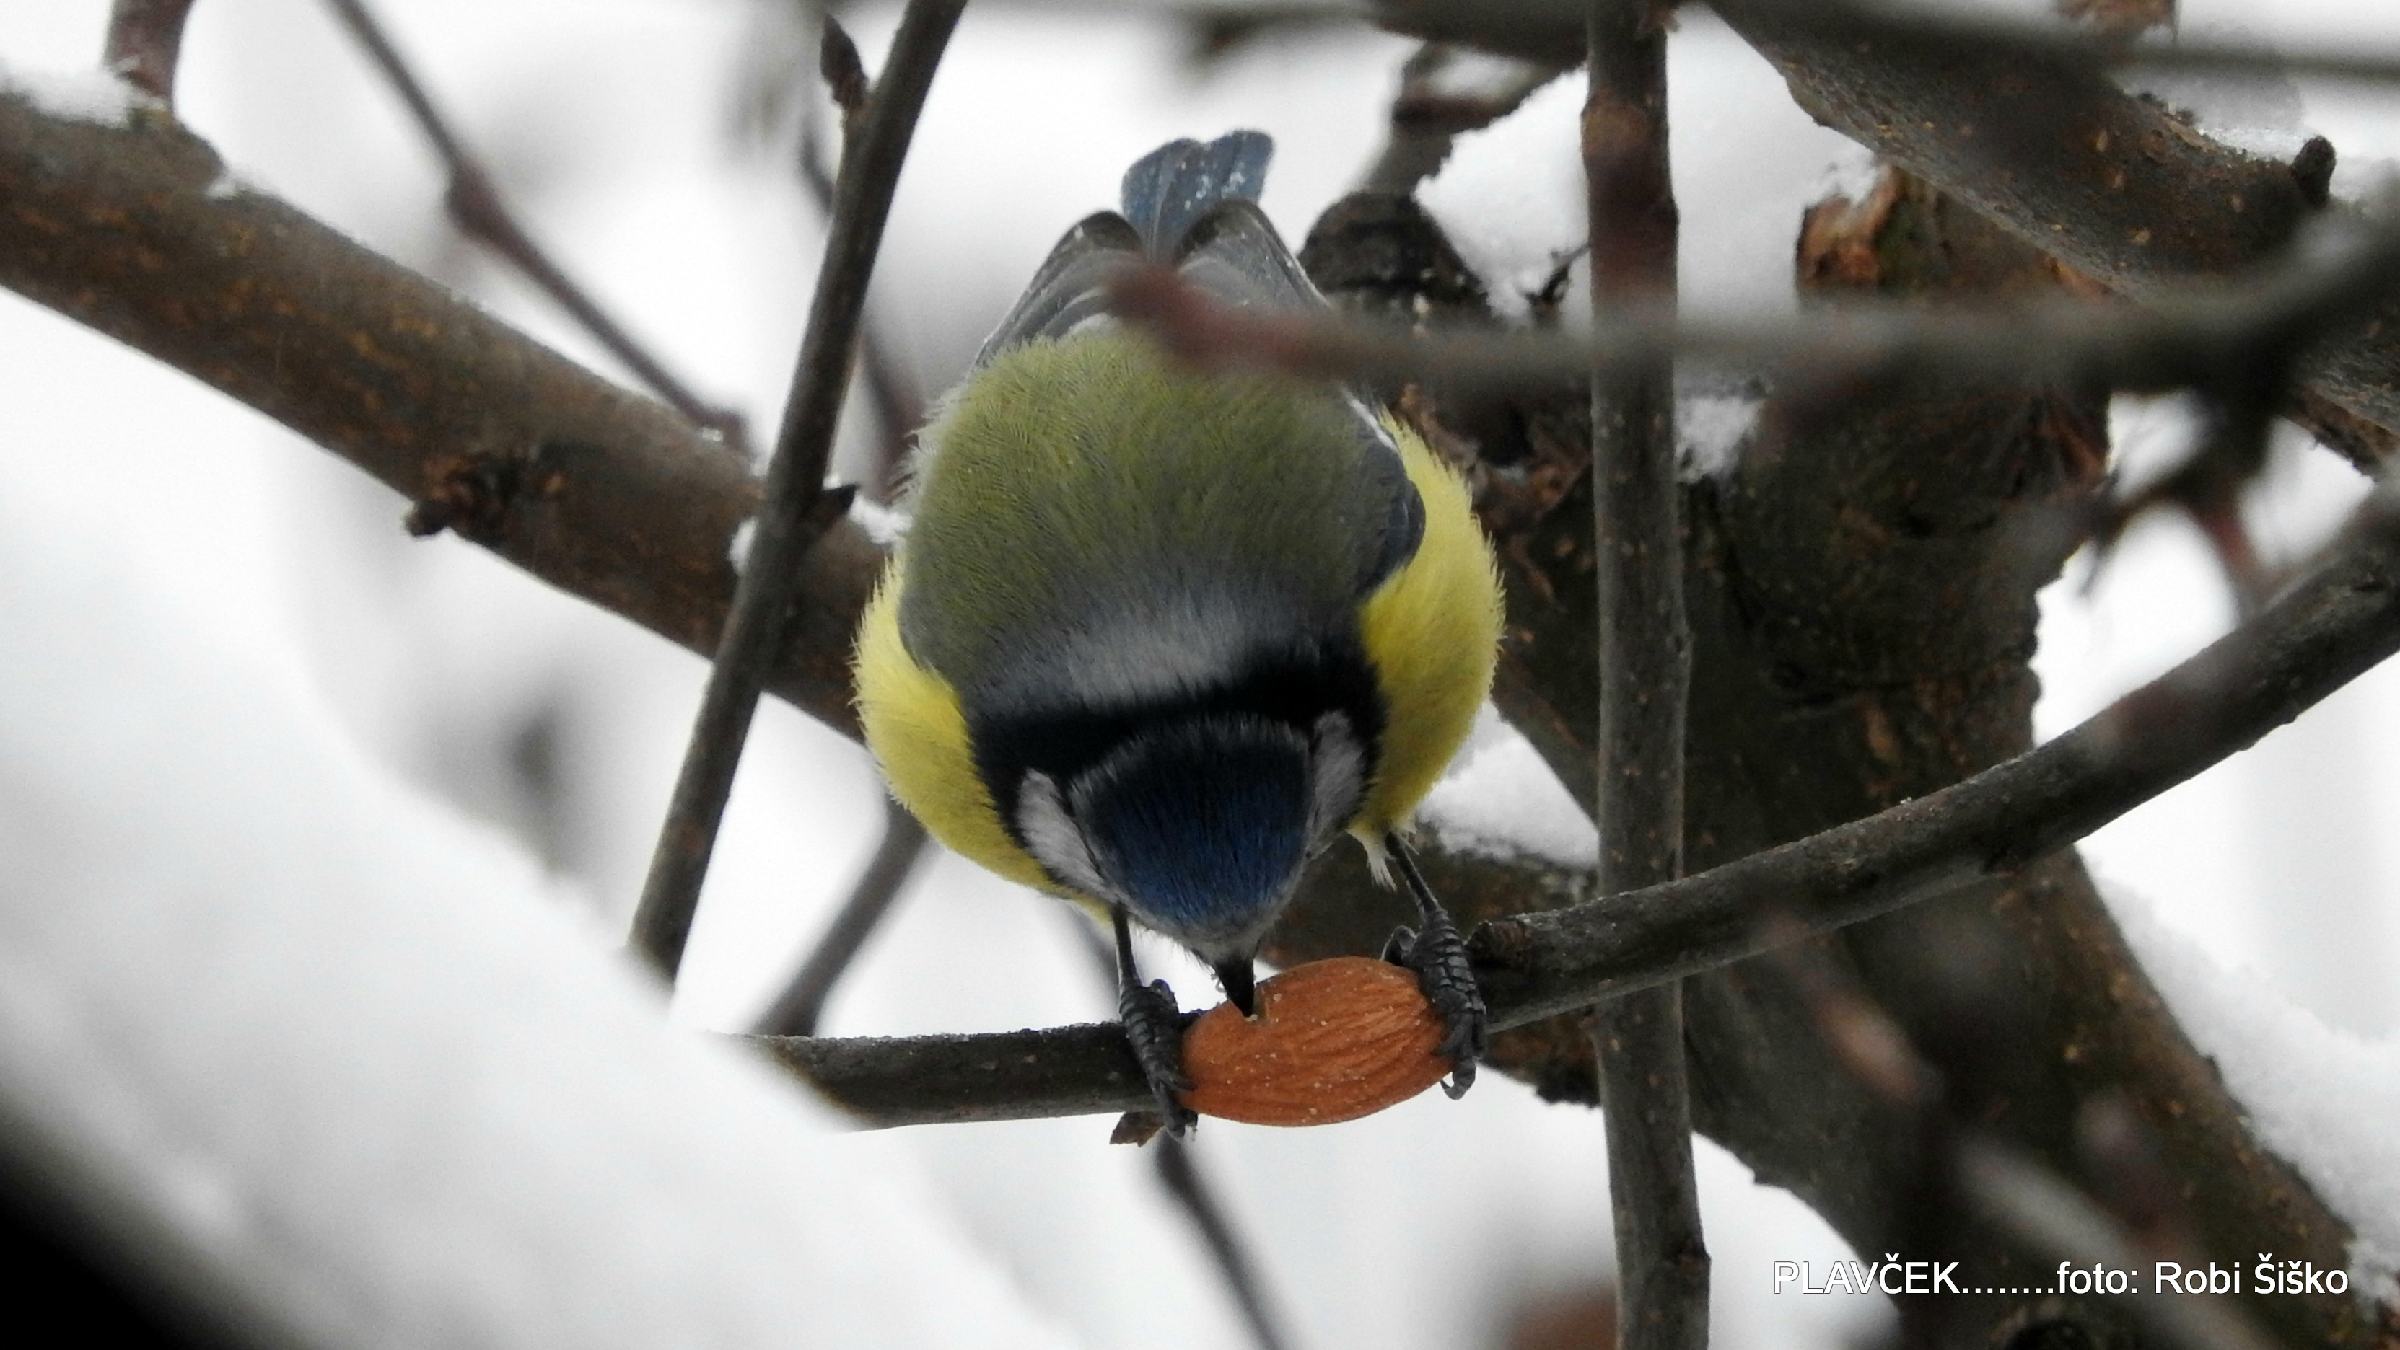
left=979, top=0, right=2400, bottom=86
left=103, top=0, right=197, bottom=107
left=1109, top=202, right=2400, bottom=434
left=757, top=477, right=2400, bottom=1124
left=751, top=797, right=932, bottom=1037
left=1582, top=3, right=1705, bottom=1346
left=321, top=0, right=749, bottom=449
left=797, top=31, right=926, bottom=499
left=630, top=0, right=965, bottom=978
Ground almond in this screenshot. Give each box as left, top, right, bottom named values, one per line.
left=1178, top=956, right=1451, bottom=1126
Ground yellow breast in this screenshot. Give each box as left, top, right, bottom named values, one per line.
left=853, top=568, right=1062, bottom=895
left=1350, top=418, right=1503, bottom=839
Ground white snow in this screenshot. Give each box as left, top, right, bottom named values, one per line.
left=0, top=57, right=157, bottom=126
left=1420, top=11, right=1863, bottom=327
left=2106, top=889, right=2400, bottom=1302
left=1419, top=709, right=1597, bottom=869
left=850, top=493, right=909, bottom=547
left=1678, top=391, right=1762, bottom=480
left=726, top=516, right=756, bottom=573
left=1411, top=47, right=1556, bottom=104
left=1418, top=76, right=1586, bottom=325
left=0, top=472, right=1070, bottom=1348
left=1813, top=141, right=1887, bottom=210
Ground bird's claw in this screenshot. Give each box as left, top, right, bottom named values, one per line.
left=1119, top=976, right=1197, bottom=1135
left=1386, top=913, right=1488, bottom=1099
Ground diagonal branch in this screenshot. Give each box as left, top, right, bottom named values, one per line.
left=0, top=86, right=876, bottom=739
left=765, top=478, right=2400, bottom=1122
left=323, top=0, right=751, bottom=450
left=631, top=0, right=965, bottom=977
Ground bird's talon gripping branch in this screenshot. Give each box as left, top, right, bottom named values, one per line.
left=1383, top=834, right=1488, bottom=1098
left=1110, top=904, right=1196, bottom=1134
left=1118, top=973, right=1197, bottom=1135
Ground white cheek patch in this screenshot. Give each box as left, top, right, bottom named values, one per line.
left=1016, top=770, right=1113, bottom=901
left=1307, top=712, right=1367, bottom=846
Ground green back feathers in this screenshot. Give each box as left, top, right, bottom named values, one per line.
left=899, top=331, right=1404, bottom=713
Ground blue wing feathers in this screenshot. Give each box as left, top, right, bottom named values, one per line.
left=1119, top=131, right=1274, bottom=259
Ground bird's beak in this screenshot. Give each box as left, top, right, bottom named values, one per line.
left=1213, top=958, right=1257, bottom=1018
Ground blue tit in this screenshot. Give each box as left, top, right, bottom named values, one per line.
left=853, top=131, right=1502, bottom=1127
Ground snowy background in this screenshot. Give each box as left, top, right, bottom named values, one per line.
left=1, top=1, right=2397, bottom=1346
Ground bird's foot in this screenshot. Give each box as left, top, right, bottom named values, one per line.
left=1119, top=976, right=1197, bottom=1135
left=1385, top=909, right=1488, bottom=1099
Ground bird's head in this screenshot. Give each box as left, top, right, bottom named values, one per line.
left=1012, top=710, right=1368, bottom=1014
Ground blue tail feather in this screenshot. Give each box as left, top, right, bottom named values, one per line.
left=1118, top=131, right=1274, bottom=259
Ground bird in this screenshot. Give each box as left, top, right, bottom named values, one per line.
left=852, top=130, right=1502, bottom=1131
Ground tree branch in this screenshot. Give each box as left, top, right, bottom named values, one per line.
left=1345, top=0, right=2400, bottom=462
left=1582, top=3, right=1706, bottom=1345
left=630, top=0, right=964, bottom=977
left=762, top=479, right=2400, bottom=1121
left=0, top=88, right=876, bottom=743
left=1108, top=205, right=2400, bottom=408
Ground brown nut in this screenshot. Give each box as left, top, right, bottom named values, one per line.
left=1178, top=956, right=1450, bottom=1126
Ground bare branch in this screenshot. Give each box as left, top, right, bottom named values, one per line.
left=761, top=478, right=2400, bottom=1123
left=0, top=88, right=875, bottom=742
left=322, top=0, right=750, bottom=449
left=103, top=0, right=197, bottom=107
left=1582, top=2, right=1705, bottom=1345
left=631, top=0, right=965, bottom=977
left=1109, top=206, right=2400, bottom=431
left=795, top=38, right=927, bottom=498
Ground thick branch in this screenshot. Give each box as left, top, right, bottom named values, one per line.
left=0, top=89, right=876, bottom=737
left=1709, top=0, right=2400, bottom=458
